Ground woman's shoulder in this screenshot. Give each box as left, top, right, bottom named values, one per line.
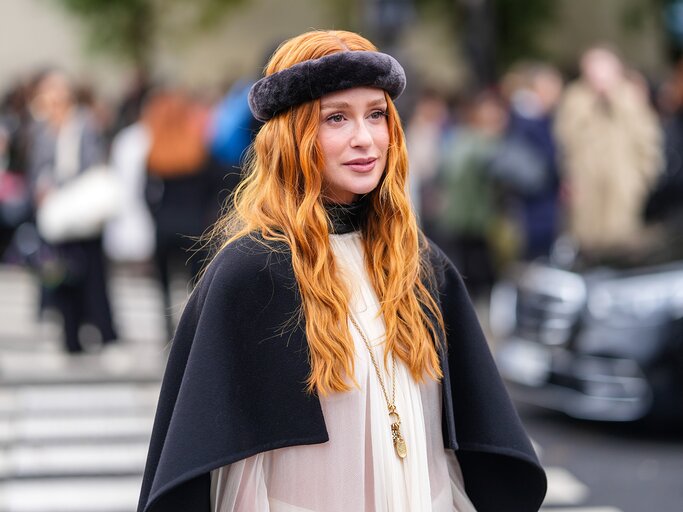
left=199, top=234, right=293, bottom=294
left=420, top=236, right=471, bottom=299
left=212, top=234, right=288, bottom=263
left=421, top=236, right=453, bottom=274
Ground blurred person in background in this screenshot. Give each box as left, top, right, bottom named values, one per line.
left=0, top=80, right=34, bottom=256
left=554, top=46, right=663, bottom=266
left=428, top=91, right=545, bottom=301
left=504, top=62, right=564, bottom=260
left=644, top=59, right=683, bottom=259
left=103, top=97, right=155, bottom=268
left=27, top=70, right=118, bottom=354
left=111, top=68, right=153, bottom=137
left=142, top=87, right=217, bottom=339
left=207, top=65, right=268, bottom=206
left=104, top=70, right=158, bottom=268
left=75, top=81, right=115, bottom=139
left=0, top=78, right=34, bottom=178
left=206, top=45, right=281, bottom=212
left=405, top=88, right=450, bottom=219
left=0, top=121, right=19, bottom=254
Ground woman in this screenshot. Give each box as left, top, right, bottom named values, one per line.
left=138, top=30, right=546, bottom=512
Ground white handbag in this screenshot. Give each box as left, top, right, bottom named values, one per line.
left=37, top=165, right=123, bottom=243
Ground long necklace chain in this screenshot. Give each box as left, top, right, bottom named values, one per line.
left=348, top=315, right=408, bottom=459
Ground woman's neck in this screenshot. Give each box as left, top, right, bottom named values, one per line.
left=325, top=196, right=368, bottom=234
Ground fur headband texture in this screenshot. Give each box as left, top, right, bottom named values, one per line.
left=248, top=51, right=406, bottom=122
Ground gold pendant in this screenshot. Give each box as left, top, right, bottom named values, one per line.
left=389, top=409, right=407, bottom=459
left=394, top=433, right=408, bottom=458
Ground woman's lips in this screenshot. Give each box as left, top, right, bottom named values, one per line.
left=344, top=157, right=377, bottom=173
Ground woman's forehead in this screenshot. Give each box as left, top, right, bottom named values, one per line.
left=320, top=87, right=387, bottom=108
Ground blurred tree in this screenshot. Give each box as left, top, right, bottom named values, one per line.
left=415, top=0, right=557, bottom=88
left=494, top=0, right=556, bottom=68
left=54, top=0, right=245, bottom=69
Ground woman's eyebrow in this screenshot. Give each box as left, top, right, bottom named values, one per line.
left=320, top=98, right=387, bottom=111
left=367, top=98, right=387, bottom=107
left=320, top=101, right=349, bottom=110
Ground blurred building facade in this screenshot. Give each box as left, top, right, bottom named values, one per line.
left=0, top=0, right=672, bottom=99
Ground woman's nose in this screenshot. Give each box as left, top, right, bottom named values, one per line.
left=350, top=120, right=373, bottom=147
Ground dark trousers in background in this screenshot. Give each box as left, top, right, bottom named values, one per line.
left=46, top=238, right=117, bottom=353
left=153, top=231, right=206, bottom=340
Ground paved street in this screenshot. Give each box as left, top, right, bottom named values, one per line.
left=0, top=263, right=678, bottom=511
left=0, top=264, right=173, bottom=512
left=524, top=405, right=683, bottom=512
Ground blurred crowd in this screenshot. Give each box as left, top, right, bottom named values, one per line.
left=412, top=46, right=683, bottom=301
left=0, top=67, right=260, bottom=353
left=1, top=45, right=683, bottom=353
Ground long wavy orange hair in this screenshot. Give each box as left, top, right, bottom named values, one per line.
left=212, top=30, right=445, bottom=395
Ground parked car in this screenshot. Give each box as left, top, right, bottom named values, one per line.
left=491, top=255, right=683, bottom=422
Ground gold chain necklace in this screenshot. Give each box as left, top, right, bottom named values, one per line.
left=349, top=315, right=408, bottom=459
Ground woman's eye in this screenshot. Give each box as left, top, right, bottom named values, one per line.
left=369, top=110, right=387, bottom=120
left=327, top=114, right=344, bottom=123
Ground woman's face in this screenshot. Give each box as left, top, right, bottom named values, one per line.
left=318, top=87, right=389, bottom=204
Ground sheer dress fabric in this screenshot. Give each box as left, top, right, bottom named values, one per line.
left=211, top=232, right=476, bottom=512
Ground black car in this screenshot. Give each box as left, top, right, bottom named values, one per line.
left=491, top=255, right=683, bottom=423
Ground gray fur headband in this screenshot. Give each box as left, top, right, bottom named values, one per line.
left=248, top=50, right=406, bottom=122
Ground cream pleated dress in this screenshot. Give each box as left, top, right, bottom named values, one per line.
left=211, top=231, right=477, bottom=512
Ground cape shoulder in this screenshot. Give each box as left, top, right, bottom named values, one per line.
left=424, top=238, right=547, bottom=511
left=138, top=235, right=328, bottom=512
left=193, top=236, right=294, bottom=315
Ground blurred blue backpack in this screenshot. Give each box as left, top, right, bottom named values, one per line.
left=209, top=80, right=259, bottom=169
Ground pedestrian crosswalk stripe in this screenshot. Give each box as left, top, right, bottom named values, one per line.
left=0, top=476, right=142, bottom=512
left=541, top=467, right=623, bottom=510
left=542, top=508, right=622, bottom=512
left=0, top=413, right=153, bottom=444
left=0, top=383, right=159, bottom=415
left=1, top=442, right=149, bottom=478
left=543, top=466, right=590, bottom=505
left=0, top=350, right=164, bottom=386
left=0, top=264, right=188, bottom=345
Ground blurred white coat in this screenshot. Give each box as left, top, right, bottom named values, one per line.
left=104, top=122, right=155, bottom=262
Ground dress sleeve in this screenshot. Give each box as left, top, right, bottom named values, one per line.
left=211, top=455, right=269, bottom=512
left=445, top=451, right=477, bottom=512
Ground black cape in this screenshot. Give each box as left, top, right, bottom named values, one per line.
left=138, top=236, right=547, bottom=512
